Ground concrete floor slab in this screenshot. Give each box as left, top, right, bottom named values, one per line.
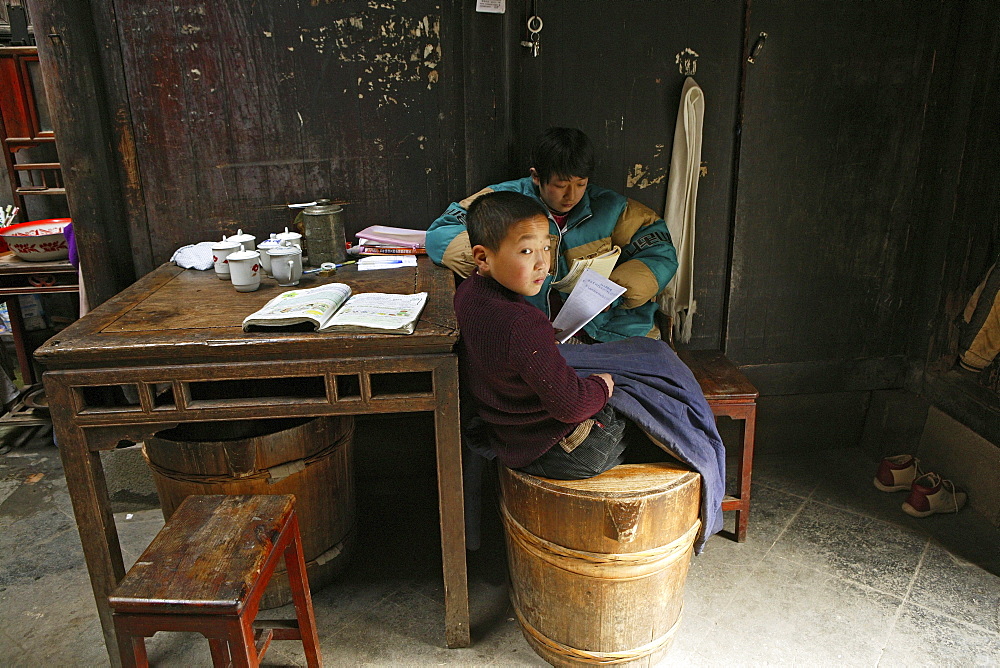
left=1, top=429, right=998, bottom=666
left=907, top=539, right=1000, bottom=635
left=767, top=500, right=929, bottom=597
left=879, top=601, right=1000, bottom=667
left=687, top=553, right=904, bottom=666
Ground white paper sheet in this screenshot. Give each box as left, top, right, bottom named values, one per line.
left=551, top=268, right=626, bottom=343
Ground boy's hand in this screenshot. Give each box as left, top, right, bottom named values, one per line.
left=595, top=373, right=614, bottom=397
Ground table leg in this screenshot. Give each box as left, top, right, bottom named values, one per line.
left=433, top=357, right=470, bottom=648
left=735, top=404, right=757, bottom=542
left=4, top=295, right=35, bottom=385
left=44, top=374, right=127, bottom=667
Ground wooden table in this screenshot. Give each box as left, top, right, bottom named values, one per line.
left=0, top=252, right=79, bottom=385
left=35, top=257, right=469, bottom=665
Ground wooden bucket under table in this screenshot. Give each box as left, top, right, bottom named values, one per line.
left=499, top=462, right=701, bottom=667
left=143, top=416, right=355, bottom=609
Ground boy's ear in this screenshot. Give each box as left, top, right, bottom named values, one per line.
left=471, top=244, right=491, bottom=275
left=529, top=167, right=541, bottom=187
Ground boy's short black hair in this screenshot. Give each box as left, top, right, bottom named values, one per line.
left=467, top=191, right=548, bottom=252
left=530, top=127, right=595, bottom=184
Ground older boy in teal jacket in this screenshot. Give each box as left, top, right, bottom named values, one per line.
left=427, top=127, right=678, bottom=342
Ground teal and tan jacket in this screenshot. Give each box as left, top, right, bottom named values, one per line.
left=427, top=177, right=678, bottom=342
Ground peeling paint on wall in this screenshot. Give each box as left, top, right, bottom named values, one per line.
left=308, top=0, right=403, bottom=6
left=626, top=163, right=668, bottom=190
left=676, top=47, right=699, bottom=76
left=297, top=9, right=441, bottom=108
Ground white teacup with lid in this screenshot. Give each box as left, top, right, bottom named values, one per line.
left=268, top=241, right=303, bottom=287
left=227, top=245, right=261, bottom=292
left=276, top=226, right=302, bottom=249
left=257, top=235, right=282, bottom=275
left=211, top=236, right=240, bottom=279
left=229, top=228, right=257, bottom=251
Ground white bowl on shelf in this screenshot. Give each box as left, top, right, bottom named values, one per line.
left=0, top=218, right=71, bottom=261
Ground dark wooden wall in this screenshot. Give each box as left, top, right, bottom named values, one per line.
left=731, top=1, right=944, bottom=388
left=29, top=0, right=1000, bottom=450
left=908, top=0, right=1000, bottom=445
left=506, top=1, right=743, bottom=352
left=108, top=0, right=467, bottom=269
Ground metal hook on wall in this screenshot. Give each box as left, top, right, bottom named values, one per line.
left=747, top=32, right=768, bottom=64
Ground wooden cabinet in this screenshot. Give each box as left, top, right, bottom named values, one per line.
left=0, top=45, right=64, bottom=223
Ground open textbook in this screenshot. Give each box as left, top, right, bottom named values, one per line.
left=552, top=268, right=627, bottom=343
left=243, top=283, right=428, bottom=334
left=549, top=245, right=621, bottom=293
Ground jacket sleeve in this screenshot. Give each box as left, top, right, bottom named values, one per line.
left=426, top=186, right=495, bottom=278
left=608, top=199, right=679, bottom=309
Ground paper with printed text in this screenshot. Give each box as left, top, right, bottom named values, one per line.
left=551, top=268, right=626, bottom=343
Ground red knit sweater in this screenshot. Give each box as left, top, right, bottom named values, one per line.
left=454, top=271, right=609, bottom=468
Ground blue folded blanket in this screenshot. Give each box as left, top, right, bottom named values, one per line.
left=559, top=337, right=726, bottom=553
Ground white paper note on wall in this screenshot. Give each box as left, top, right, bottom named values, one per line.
left=476, top=0, right=506, bottom=13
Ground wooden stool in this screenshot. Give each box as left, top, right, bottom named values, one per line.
left=109, top=494, right=322, bottom=667
left=677, top=350, right=759, bottom=542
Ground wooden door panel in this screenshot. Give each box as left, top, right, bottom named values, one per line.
left=730, top=0, right=943, bottom=373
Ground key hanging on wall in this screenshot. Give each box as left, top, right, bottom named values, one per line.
left=519, top=0, right=543, bottom=57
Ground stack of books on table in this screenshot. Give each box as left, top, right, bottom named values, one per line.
left=351, top=225, right=426, bottom=256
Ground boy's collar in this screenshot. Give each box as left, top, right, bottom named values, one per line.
left=555, top=193, right=592, bottom=228
left=527, top=179, right=592, bottom=225
left=474, top=270, right=522, bottom=299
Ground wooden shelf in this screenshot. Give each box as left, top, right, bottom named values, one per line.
left=2, top=46, right=66, bottom=221
left=15, top=186, right=66, bottom=195
left=0, top=46, right=75, bottom=389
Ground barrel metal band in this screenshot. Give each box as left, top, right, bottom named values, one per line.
left=304, top=525, right=355, bottom=569
left=141, top=425, right=353, bottom=485
left=500, top=502, right=700, bottom=579
left=515, top=603, right=681, bottom=665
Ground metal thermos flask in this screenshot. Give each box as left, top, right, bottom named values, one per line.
left=302, top=198, right=346, bottom=266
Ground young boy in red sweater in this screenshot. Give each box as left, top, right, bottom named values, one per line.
left=455, top=190, right=629, bottom=479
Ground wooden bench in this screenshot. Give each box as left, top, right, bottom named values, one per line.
left=109, top=494, right=322, bottom=667
left=677, top=350, right=759, bottom=542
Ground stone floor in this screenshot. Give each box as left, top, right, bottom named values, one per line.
left=0, top=427, right=998, bottom=666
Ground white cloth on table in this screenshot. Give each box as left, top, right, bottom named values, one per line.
left=170, top=242, right=215, bottom=270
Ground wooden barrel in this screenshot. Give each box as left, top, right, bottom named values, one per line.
left=499, top=462, right=701, bottom=667
left=142, top=416, right=355, bottom=609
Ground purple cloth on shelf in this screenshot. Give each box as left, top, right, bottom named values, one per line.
left=64, top=222, right=78, bottom=267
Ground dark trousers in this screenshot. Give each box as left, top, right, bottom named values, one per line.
left=518, top=405, right=628, bottom=480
